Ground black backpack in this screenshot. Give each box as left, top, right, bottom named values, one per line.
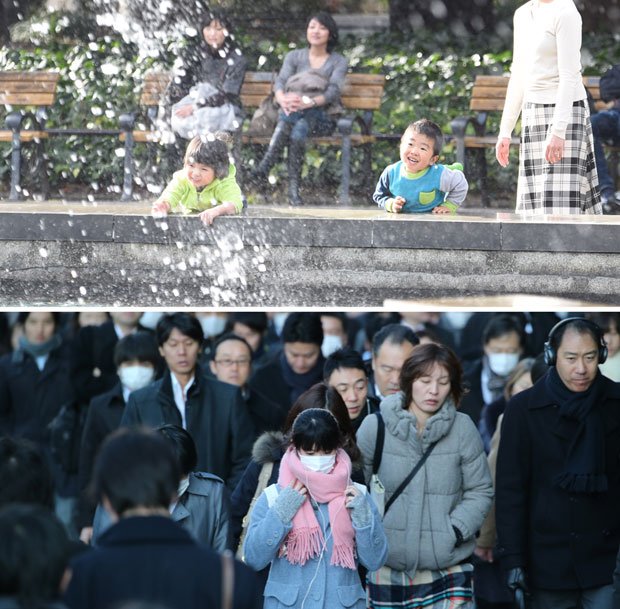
left=48, top=401, right=87, bottom=474
left=599, top=64, right=620, bottom=102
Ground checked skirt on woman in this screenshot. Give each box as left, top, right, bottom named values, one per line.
left=517, top=100, right=602, bottom=215
left=367, top=563, right=474, bottom=609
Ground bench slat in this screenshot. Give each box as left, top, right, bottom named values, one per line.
left=0, top=93, right=57, bottom=105
left=0, top=130, right=49, bottom=141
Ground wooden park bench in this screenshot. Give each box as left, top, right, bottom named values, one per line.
left=450, top=74, right=617, bottom=206
left=1, top=71, right=60, bottom=200
left=119, top=70, right=386, bottom=203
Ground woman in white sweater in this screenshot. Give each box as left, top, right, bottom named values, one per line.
left=495, top=0, right=602, bottom=215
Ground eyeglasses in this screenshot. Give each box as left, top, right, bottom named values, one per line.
left=214, top=358, right=251, bottom=368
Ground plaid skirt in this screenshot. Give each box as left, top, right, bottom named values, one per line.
left=366, top=563, right=474, bottom=609
left=517, top=100, right=602, bottom=215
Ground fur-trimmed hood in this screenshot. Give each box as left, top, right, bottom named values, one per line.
left=251, top=430, right=286, bottom=465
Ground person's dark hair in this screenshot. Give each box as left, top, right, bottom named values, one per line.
left=183, top=135, right=230, bottom=179
left=229, top=312, right=268, bottom=334
left=406, top=119, right=444, bottom=156
left=156, top=424, right=198, bottom=477
left=482, top=314, right=526, bottom=348
left=324, top=347, right=367, bottom=381
left=545, top=317, right=606, bottom=364
left=372, top=323, right=419, bottom=357
left=307, top=11, right=339, bottom=52
left=156, top=312, right=204, bottom=347
left=281, top=312, right=323, bottom=347
left=114, top=331, right=160, bottom=369
left=16, top=311, right=61, bottom=330
left=284, top=382, right=360, bottom=462
left=0, top=503, right=70, bottom=609
left=290, top=407, right=341, bottom=455
left=200, top=9, right=233, bottom=34
left=503, top=357, right=535, bottom=401
left=321, top=312, right=348, bottom=334
left=212, top=332, right=253, bottom=360
left=94, top=428, right=180, bottom=516
left=0, top=437, right=55, bottom=510
left=587, top=312, right=620, bottom=335
left=400, top=343, right=465, bottom=407
left=531, top=352, right=550, bottom=384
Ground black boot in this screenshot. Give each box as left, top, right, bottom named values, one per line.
left=287, top=138, right=304, bottom=206
left=255, top=121, right=291, bottom=178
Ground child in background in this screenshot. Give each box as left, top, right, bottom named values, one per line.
left=152, top=134, right=244, bottom=225
left=374, top=119, right=468, bottom=214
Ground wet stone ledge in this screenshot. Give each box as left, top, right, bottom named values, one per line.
left=0, top=207, right=618, bottom=306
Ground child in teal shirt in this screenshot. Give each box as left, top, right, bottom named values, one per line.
left=373, top=119, right=468, bottom=214
left=152, top=135, right=244, bottom=225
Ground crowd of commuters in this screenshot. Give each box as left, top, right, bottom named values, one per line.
left=0, top=310, right=619, bottom=608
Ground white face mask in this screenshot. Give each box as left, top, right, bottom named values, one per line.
left=321, top=335, right=343, bottom=358
left=199, top=315, right=227, bottom=338
left=118, top=365, right=155, bottom=392
left=299, top=453, right=336, bottom=474
left=442, top=312, right=472, bottom=330
left=487, top=352, right=520, bottom=377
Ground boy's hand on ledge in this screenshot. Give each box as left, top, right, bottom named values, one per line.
left=151, top=200, right=171, bottom=217
left=432, top=204, right=454, bottom=215
left=386, top=196, right=405, bottom=213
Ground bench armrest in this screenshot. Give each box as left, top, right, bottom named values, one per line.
left=336, top=113, right=369, bottom=137
left=119, top=113, right=136, bottom=131
left=6, top=111, right=24, bottom=131
left=450, top=113, right=489, bottom=165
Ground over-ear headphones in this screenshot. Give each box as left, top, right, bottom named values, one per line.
left=543, top=317, right=608, bottom=366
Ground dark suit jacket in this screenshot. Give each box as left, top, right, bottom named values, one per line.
left=64, top=516, right=262, bottom=609
left=0, top=342, right=75, bottom=444
left=76, top=382, right=126, bottom=528
left=70, top=321, right=154, bottom=405
left=459, top=359, right=485, bottom=425
left=496, top=374, right=620, bottom=590
left=121, top=369, right=253, bottom=490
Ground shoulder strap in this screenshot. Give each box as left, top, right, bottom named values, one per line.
left=384, top=441, right=438, bottom=515
left=372, top=411, right=385, bottom=475
left=220, top=549, right=234, bottom=609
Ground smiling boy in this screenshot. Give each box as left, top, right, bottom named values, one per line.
left=373, top=119, right=468, bottom=214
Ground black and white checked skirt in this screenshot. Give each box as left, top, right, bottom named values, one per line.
left=517, top=100, right=602, bottom=215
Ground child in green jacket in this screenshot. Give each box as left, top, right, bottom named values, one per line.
left=152, top=135, right=244, bottom=225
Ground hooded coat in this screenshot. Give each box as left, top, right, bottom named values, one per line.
left=356, top=392, right=493, bottom=578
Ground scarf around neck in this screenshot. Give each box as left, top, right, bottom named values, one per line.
left=545, top=367, right=608, bottom=493
left=18, top=333, right=62, bottom=360
left=279, top=350, right=325, bottom=406
left=277, top=446, right=356, bottom=569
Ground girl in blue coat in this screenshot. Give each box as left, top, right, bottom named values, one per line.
left=243, top=408, right=387, bottom=609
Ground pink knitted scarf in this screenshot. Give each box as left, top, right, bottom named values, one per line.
left=277, top=446, right=356, bottom=570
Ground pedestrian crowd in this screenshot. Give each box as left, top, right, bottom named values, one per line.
left=0, top=310, right=619, bottom=609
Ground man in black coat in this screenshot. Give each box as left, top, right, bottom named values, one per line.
left=121, top=313, right=253, bottom=491
left=496, top=318, right=620, bottom=609
left=70, top=311, right=151, bottom=405
left=64, top=428, right=261, bottom=609
left=209, top=332, right=288, bottom=438
left=249, top=312, right=325, bottom=413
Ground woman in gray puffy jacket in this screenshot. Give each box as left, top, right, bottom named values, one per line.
left=356, top=343, right=493, bottom=609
